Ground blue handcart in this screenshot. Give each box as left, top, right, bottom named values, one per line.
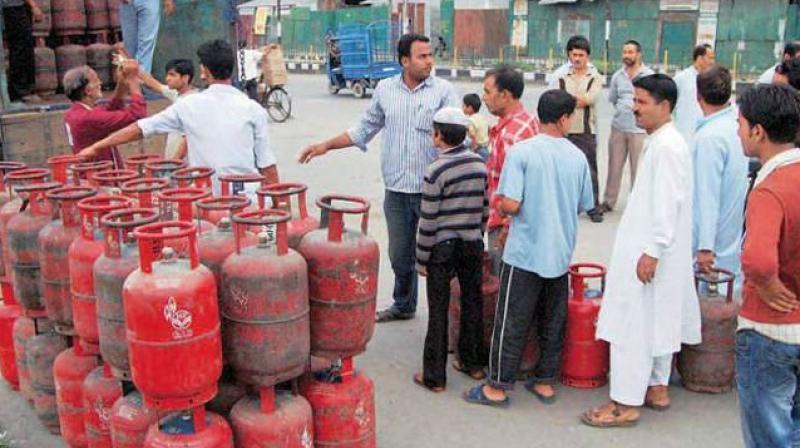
left=326, top=22, right=402, bottom=99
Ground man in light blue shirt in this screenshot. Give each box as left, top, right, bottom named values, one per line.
left=464, top=89, right=593, bottom=408
left=299, top=34, right=459, bottom=322
left=673, top=44, right=715, bottom=143
left=692, top=65, right=748, bottom=287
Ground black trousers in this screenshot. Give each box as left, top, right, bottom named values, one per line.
left=488, top=262, right=568, bottom=390
left=423, top=239, right=485, bottom=388
left=3, top=5, right=35, bottom=101
left=568, top=133, right=599, bottom=208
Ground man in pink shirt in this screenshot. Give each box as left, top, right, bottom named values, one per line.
left=63, top=60, right=146, bottom=168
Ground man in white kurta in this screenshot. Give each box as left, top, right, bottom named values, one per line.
left=673, top=44, right=715, bottom=143
left=583, top=73, right=700, bottom=428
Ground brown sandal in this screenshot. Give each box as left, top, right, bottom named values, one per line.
left=581, top=402, right=640, bottom=428
left=452, top=360, right=487, bottom=380
left=413, top=373, right=445, bottom=393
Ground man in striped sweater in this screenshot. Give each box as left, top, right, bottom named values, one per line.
left=413, top=107, right=489, bottom=392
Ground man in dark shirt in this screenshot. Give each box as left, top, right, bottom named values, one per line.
left=3, top=0, right=45, bottom=102
left=63, top=60, right=146, bottom=168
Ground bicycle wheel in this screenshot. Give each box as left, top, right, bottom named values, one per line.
left=262, top=86, right=292, bottom=123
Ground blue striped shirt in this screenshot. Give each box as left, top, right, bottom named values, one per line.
left=347, top=74, right=460, bottom=193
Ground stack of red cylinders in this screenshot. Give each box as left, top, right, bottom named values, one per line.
left=295, top=195, right=380, bottom=448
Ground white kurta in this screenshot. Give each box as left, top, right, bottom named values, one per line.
left=673, top=66, right=702, bottom=143
left=596, top=122, right=701, bottom=358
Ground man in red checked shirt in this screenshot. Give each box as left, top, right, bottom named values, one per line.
left=482, top=65, right=540, bottom=274
left=63, top=59, right=146, bottom=168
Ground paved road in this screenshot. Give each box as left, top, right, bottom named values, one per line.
left=0, top=74, right=743, bottom=447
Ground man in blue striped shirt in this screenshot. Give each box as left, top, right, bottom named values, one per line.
left=299, top=34, right=460, bottom=323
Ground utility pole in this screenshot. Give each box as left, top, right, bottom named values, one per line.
left=277, top=0, right=282, bottom=44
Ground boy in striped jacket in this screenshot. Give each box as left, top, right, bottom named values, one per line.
left=413, top=107, right=490, bottom=392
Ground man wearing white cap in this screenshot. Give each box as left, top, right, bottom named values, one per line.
left=413, top=107, right=489, bottom=392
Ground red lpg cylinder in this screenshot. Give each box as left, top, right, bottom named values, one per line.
left=52, top=0, right=87, bottom=36
left=124, top=154, right=162, bottom=176
left=110, top=388, right=158, bottom=448
left=95, top=208, right=160, bottom=381
left=300, top=359, right=376, bottom=448
left=0, top=163, right=28, bottom=390
left=123, top=221, right=222, bottom=411
left=70, top=196, right=134, bottom=354
left=72, top=161, right=115, bottom=185
left=32, top=0, right=52, bottom=37
left=257, top=183, right=319, bottom=248
left=447, top=252, right=498, bottom=352
left=0, top=163, right=32, bottom=300
left=1, top=168, right=49, bottom=304
left=85, top=0, right=109, bottom=31
left=14, top=316, right=54, bottom=402
left=196, top=196, right=255, bottom=286
left=56, top=45, right=88, bottom=89
left=40, top=186, right=98, bottom=335
left=230, top=387, right=314, bottom=448
left=221, top=209, right=310, bottom=386
left=120, top=177, right=169, bottom=209
left=7, top=182, right=61, bottom=317
left=144, top=159, right=187, bottom=184
left=89, top=169, right=138, bottom=194
left=296, top=196, right=379, bottom=360
left=219, top=173, right=265, bottom=202
left=677, top=269, right=739, bottom=394
left=27, top=329, right=70, bottom=434
left=200, top=194, right=252, bottom=228
left=561, top=263, right=609, bottom=388
left=157, top=187, right=214, bottom=256
left=48, top=154, right=83, bottom=185
left=86, top=40, right=113, bottom=89
left=0, top=298, right=22, bottom=389
left=144, top=408, right=233, bottom=448
left=171, top=167, right=215, bottom=219
left=34, top=44, right=58, bottom=96
left=205, top=367, right=246, bottom=416
left=54, top=337, right=100, bottom=447
left=83, top=364, right=122, bottom=447
left=172, top=166, right=214, bottom=191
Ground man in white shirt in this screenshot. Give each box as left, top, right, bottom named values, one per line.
left=78, top=39, right=279, bottom=194
left=757, top=41, right=800, bottom=84
left=673, top=44, right=715, bottom=143
left=582, top=74, right=700, bottom=428
left=139, top=59, right=197, bottom=159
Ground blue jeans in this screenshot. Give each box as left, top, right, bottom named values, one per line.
left=383, top=190, right=422, bottom=314
left=476, top=146, right=489, bottom=162
left=119, top=0, right=160, bottom=73
left=736, top=329, right=800, bottom=448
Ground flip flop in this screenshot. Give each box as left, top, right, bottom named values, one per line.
left=462, top=385, right=510, bottom=408
left=581, top=402, right=639, bottom=428
left=412, top=373, right=445, bottom=393
left=452, top=360, right=487, bottom=380
left=524, top=379, right=557, bottom=405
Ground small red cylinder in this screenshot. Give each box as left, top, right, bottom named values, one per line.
left=144, top=408, right=233, bottom=447
left=560, top=263, right=609, bottom=389
left=110, top=386, right=158, bottom=448
left=230, top=387, right=314, bottom=448
left=54, top=337, right=100, bottom=447
left=83, top=364, right=123, bottom=447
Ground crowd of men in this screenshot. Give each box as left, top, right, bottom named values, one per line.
left=300, top=34, right=800, bottom=446
left=59, top=26, right=800, bottom=446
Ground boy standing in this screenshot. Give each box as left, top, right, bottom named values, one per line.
left=463, top=93, right=491, bottom=161
left=414, top=107, right=489, bottom=392
left=464, top=90, right=593, bottom=407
